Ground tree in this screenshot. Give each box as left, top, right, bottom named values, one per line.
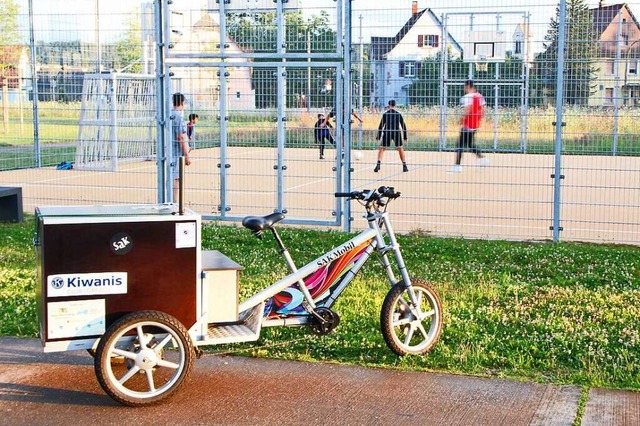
left=113, top=7, right=143, bottom=73
left=0, top=0, right=23, bottom=86
left=537, top=0, right=597, bottom=105
left=226, top=11, right=338, bottom=108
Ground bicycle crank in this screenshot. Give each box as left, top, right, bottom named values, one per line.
left=308, top=307, right=340, bottom=335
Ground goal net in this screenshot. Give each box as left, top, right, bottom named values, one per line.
left=75, top=73, right=156, bottom=171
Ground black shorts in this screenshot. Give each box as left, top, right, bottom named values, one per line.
left=381, top=131, right=403, bottom=147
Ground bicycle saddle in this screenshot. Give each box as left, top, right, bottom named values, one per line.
left=242, top=212, right=286, bottom=236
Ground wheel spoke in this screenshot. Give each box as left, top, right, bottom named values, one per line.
left=112, top=348, right=138, bottom=360
left=136, top=325, right=147, bottom=346
left=403, top=324, right=415, bottom=347
left=155, top=334, right=174, bottom=351
left=420, top=309, right=436, bottom=320
left=393, top=317, right=412, bottom=327
left=416, top=291, right=423, bottom=308
left=156, top=359, right=180, bottom=370
left=118, top=365, right=140, bottom=385
left=416, top=321, right=429, bottom=340
left=145, top=370, right=156, bottom=392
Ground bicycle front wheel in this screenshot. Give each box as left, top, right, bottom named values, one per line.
left=380, top=279, right=443, bottom=356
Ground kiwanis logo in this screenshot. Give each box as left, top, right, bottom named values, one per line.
left=51, top=277, right=64, bottom=289
left=47, top=272, right=128, bottom=297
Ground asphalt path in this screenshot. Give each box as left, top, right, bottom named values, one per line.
left=0, top=337, right=637, bottom=425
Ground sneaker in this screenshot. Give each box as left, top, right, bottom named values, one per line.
left=478, top=157, right=489, bottom=166
left=320, top=154, right=324, bottom=160
left=373, top=163, right=380, bottom=173
left=447, top=165, right=462, bottom=173
left=402, top=164, right=409, bottom=172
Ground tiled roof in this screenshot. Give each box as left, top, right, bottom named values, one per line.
left=370, top=8, right=461, bottom=60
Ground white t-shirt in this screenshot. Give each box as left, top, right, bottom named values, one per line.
left=460, top=92, right=486, bottom=108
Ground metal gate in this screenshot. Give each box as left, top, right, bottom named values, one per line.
left=155, top=0, right=352, bottom=227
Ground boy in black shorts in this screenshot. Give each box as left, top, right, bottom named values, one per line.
left=314, top=113, right=335, bottom=159
left=374, top=99, right=408, bottom=172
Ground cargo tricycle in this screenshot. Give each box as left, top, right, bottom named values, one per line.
left=36, top=186, right=442, bottom=406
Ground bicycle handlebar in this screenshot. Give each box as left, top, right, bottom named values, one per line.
left=334, top=186, right=401, bottom=201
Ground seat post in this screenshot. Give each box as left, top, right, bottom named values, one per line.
left=270, top=228, right=287, bottom=254
left=271, top=228, right=299, bottom=274
left=270, top=228, right=316, bottom=309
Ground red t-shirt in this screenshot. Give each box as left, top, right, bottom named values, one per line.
left=461, top=92, right=485, bottom=130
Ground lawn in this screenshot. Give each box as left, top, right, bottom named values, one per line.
left=1, top=217, right=639, bottom=392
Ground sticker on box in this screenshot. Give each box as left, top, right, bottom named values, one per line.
left=175, top=222, right=196, bottom=248
left=48, top=299, right=105, bottom=339
left=47, top=272, right=127, bottom=297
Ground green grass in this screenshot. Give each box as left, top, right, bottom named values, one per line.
left=2, top=217, right=639, bottom=392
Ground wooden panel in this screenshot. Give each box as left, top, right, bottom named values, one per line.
left=40, top=219, right=197, bottom=342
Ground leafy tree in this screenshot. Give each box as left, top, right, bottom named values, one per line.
left=226, top=11, right=338, bottom=108
left=0, top=0, right=23, bottom=86
left=537, top=0, right=597, bottom=105
left=113, top=7, right=143, bottom=73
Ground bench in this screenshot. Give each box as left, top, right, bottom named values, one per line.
left=0, top=186, right=23, bottom=222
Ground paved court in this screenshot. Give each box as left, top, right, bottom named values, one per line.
left=1, top=147, right=639, bottom=243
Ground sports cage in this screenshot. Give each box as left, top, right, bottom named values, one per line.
left=2, top=0, right=640, bottom=243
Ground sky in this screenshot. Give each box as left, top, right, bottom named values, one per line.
left=18, top=0, right=640, bottom=54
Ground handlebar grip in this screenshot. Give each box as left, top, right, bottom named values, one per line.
left=335, top=192, right=354, bottom=198
left=377, top=186, right=401, bottom=199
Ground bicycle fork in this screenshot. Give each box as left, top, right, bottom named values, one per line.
left=371, top=213, right=421, bottom=311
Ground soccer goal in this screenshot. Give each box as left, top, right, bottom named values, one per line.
left=75, top=73, right=156, bottom=171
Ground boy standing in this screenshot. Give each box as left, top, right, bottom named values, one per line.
left=374, top=99, right=408, bottom=173
left=187, top=113, right=199, bottom=151
left=315, top=113, right=335, bottom=159
left=171, top=93, right=191, bottom=200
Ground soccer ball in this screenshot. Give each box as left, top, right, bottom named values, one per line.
left=353, top=151, right=363, bottom=161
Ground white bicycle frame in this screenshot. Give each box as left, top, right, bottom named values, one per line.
left=236, top=209, right=415, bottom=328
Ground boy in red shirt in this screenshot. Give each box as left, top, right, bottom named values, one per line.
left=448, top=80, right=488, bottom=173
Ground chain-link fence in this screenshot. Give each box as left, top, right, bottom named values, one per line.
left=2, top=0, right=640, bottom=243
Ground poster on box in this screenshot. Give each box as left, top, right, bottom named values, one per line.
left=48, top=299, right=105, bottom=339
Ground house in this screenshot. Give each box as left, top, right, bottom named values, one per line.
left=170, top=12, right=256, bottom=111
left=510, top=23, right=534, bottom=64
left=369, top=2, right=462, bottom=108
left=589, top=2, right=640, bottom=106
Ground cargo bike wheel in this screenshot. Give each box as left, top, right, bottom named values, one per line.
left=94, top=310, right=195, bottom=406
left=380, top=279, right=443, bottom=356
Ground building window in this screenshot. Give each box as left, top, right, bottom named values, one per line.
left=515, top=41, right=522, bottom=55
left=605, top=61, right=615, bottom=75
left=418, top=34, right=439, bottom=48
left=629, top=60, right=638, bottom=75
left=399, top=61, right=415, bottom=78
left=605, top=88, right=614, bottom=104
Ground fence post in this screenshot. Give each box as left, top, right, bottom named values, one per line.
left=28, top=0, right=41, bottom=168
left=343, top=0, right=352, bottom=233
left=276, top=0, right=286, bottom=214
left=552, top=0, right=567, bottom=242
left=154, top=0, right=168, bottom=203
left=612, top=9, right=623, bottom=156
left=218, top=1, right=229, bottom=216
left=438, top=14, right=447, bottom=151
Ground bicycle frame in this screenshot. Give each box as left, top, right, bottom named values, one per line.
left=236, top=210, right=412, bottom=328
